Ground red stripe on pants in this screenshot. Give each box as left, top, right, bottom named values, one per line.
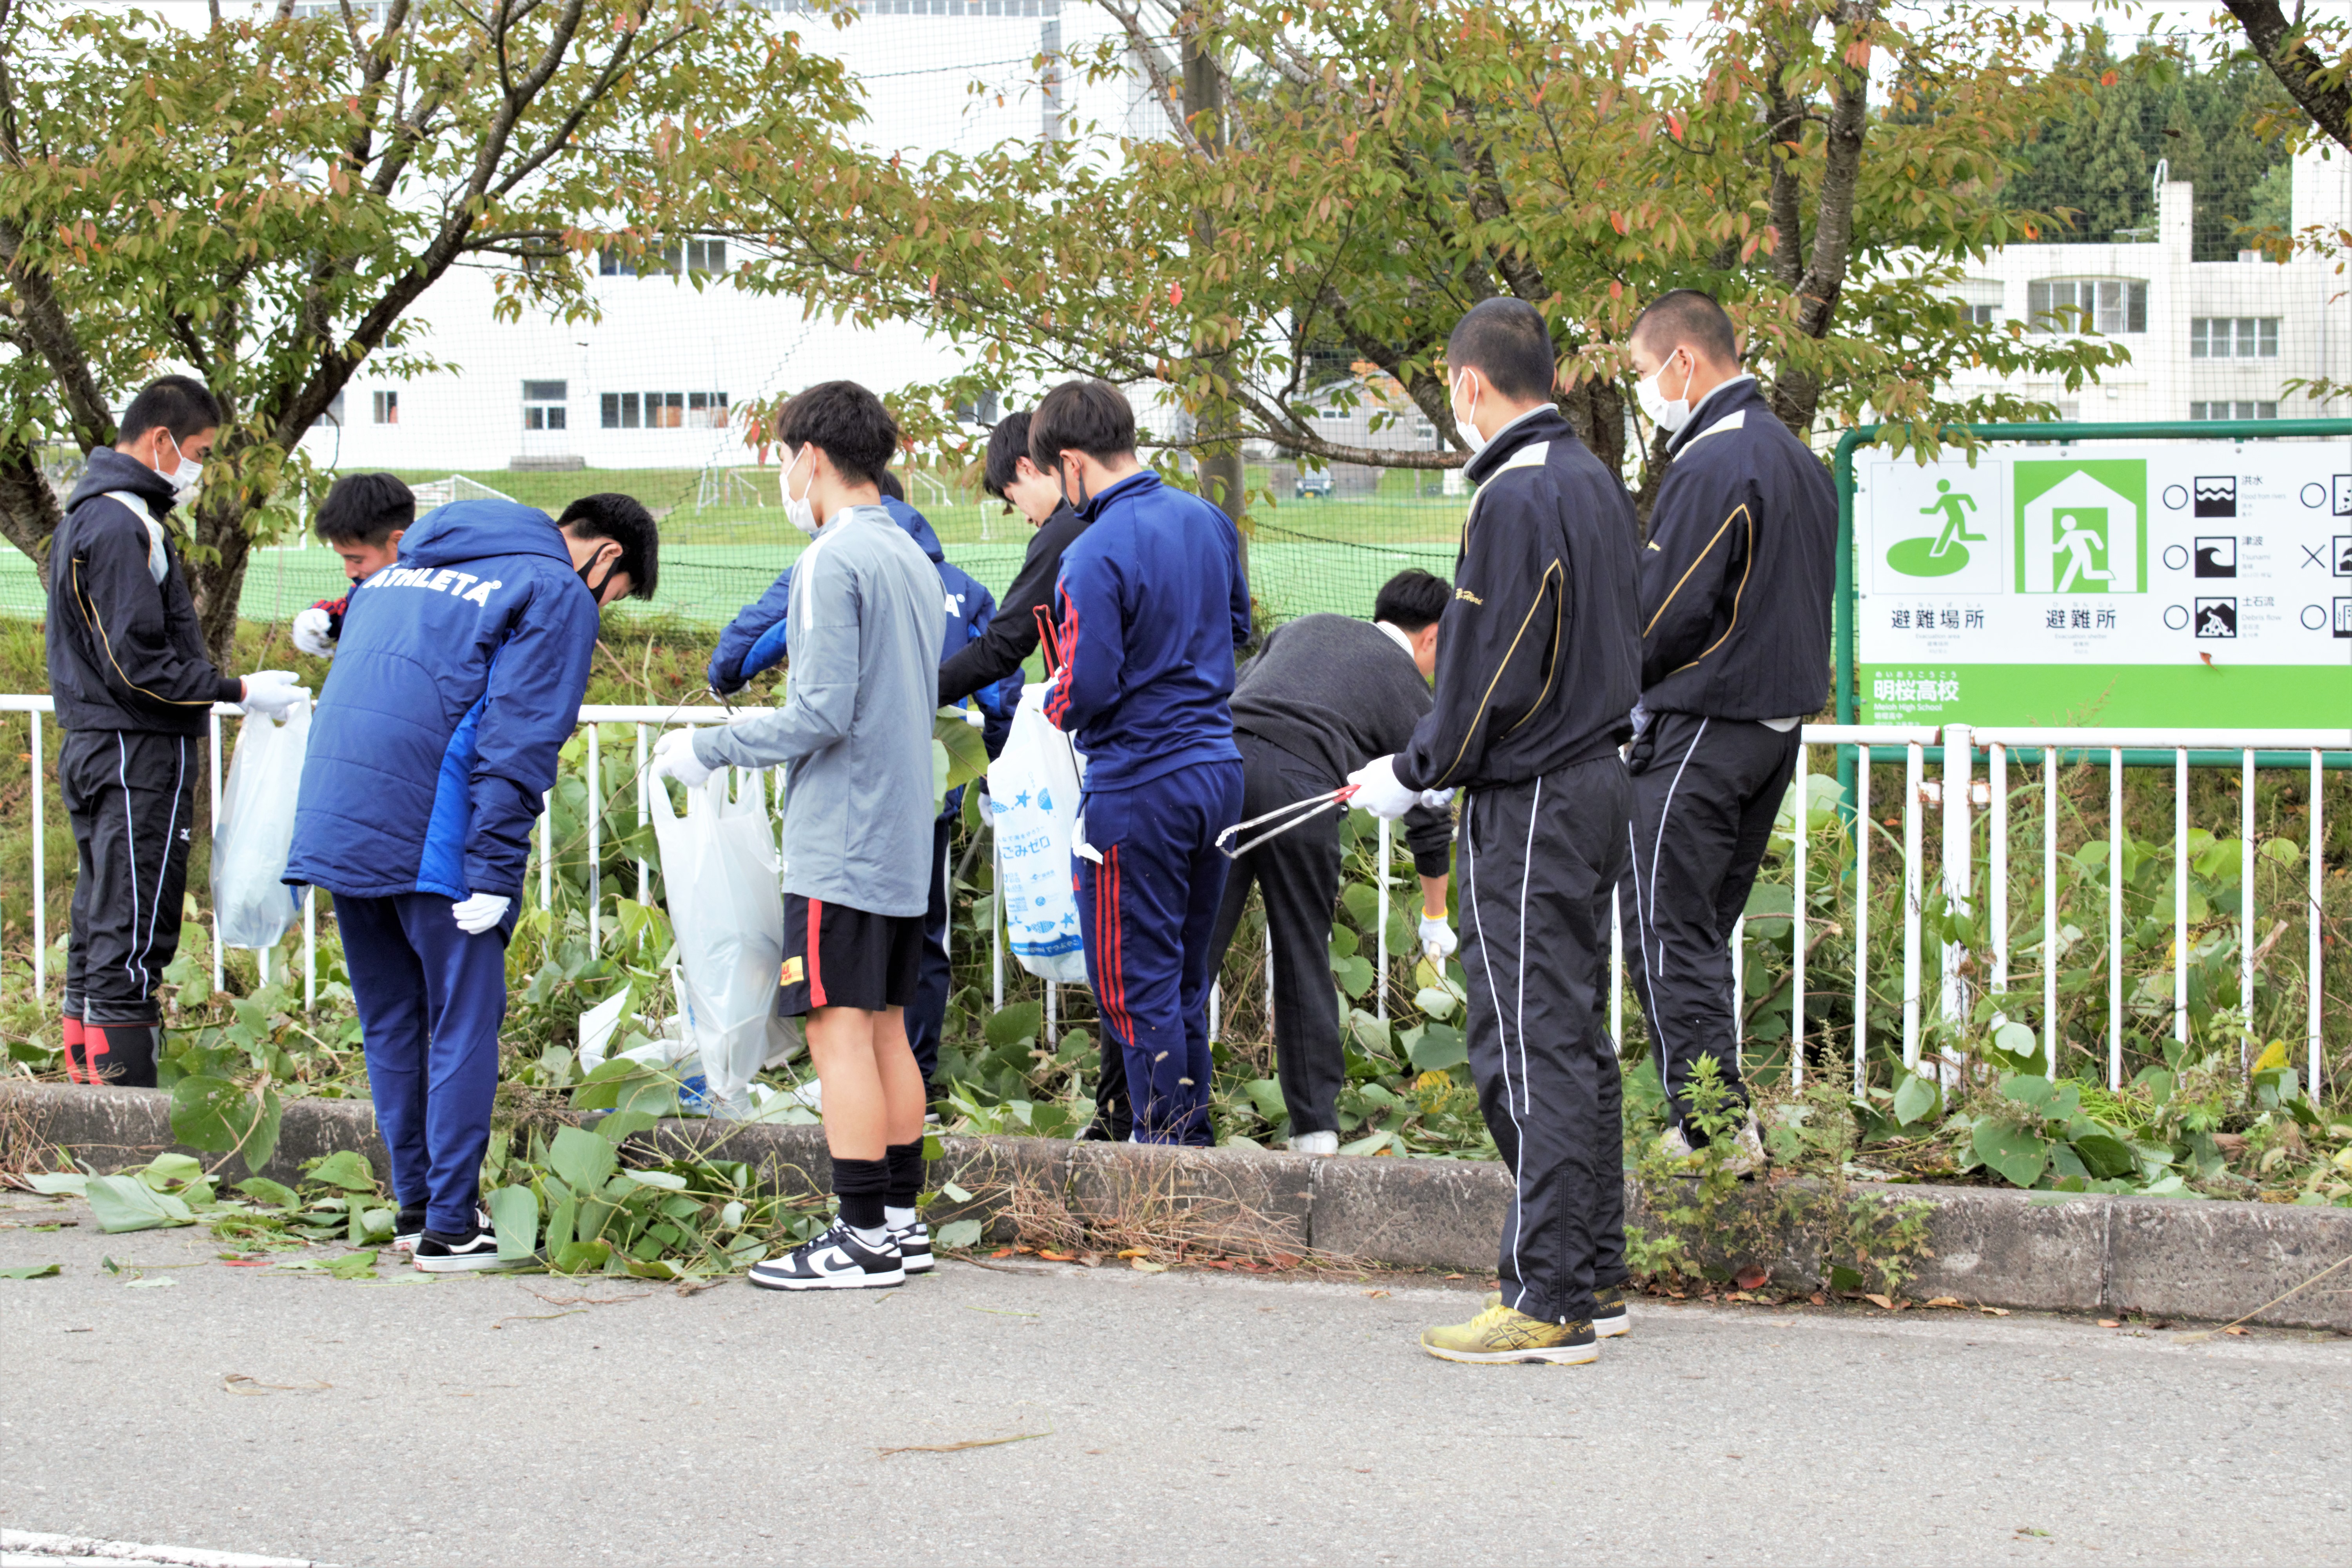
left=807, top=897, right=828, bottom=1009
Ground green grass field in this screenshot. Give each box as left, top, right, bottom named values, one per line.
left=0, top=463, right=1468, bottom=629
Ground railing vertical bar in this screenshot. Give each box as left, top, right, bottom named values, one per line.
left=2241, top=747, right=2256, bottom=1074
left=990, top=831, right=1003, bottom=1014
left=2174, top=749, right=2190, bottom=1045
left=29, top=708, right=43, bottom=999
left=1902, top=741, right=1922, bottom=1071
left=585, top=724, right=601, bottom=953
left=209, top=710, right=223, bottom=994
left=2108, top=748, right=2123, bottom=1092
left=303, top=886, right=316, bottom=1013
left=1209, top=980, right=1221, bottom=1044
left=1791, top=741, right=1806, bottom=1089
left=2044, top=748, right=2058, bottom=1077
left=2310, top=750, right=2324, bottom=1100
left=1852, top=751, right=1869, bottom=1096
left=539, top=789, right=554, bottom=912
left=1940, top=724, right=1973, bottom=1068
left=1044, top=981, right=1056, bottom=1051
left=1730, top=914, right=1745, bottom=1076
left=1376, top=817, right=1390, bottom=1024
left=634, top=724, right=650, bottom=908
left=1990, top=742, right=2008, bottom=995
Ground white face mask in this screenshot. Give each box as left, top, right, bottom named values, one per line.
left=1636, top=352, right=1695, bottom=436
left=1449, top=370, right=1487, bottom=457
left=160, top=432, right=204, bottom=508
left=779, top=445, right=820, bottom=537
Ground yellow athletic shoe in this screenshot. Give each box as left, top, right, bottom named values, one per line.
left=1421, top=1301, right=1599, bottom=1364
left=1482, top=1287, right=1626, bottom=1337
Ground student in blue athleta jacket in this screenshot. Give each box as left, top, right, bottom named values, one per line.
left=286, top=495, right=659, bottom=1272
left=1035, top=380, right=1250, bottom=1145
left=706, top=474, right=1017, bottom=1090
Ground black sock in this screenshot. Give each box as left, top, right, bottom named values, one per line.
left=884, top=1140, right=924, bottom=1209
left=832, top=1156, right=888, bottom=1231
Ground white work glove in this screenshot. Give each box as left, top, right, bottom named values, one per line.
left=238, top=670, right=305, bottom=719
left=451, top=893, right=512, bottom=935
left=290, top=607, right=336, bottom=659
left=1419, top=786, right=1455, bottom=810
left=650, top=726, right=715, bottom=789
left=1346, top=753, right=1420, bottom=821
left=1419, top=912, right=1458, bottom=963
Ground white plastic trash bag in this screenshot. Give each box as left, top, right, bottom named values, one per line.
left=212, top=702, right=310, bottom=949
left=986, top=681, right=1089, bottom=985
left=649, top=769, right=783, bottom=1119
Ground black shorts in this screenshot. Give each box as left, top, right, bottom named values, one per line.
left=779, top=894, right=923, bottom=1016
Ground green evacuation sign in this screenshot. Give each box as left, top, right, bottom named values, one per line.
left=1857, top=441, right=2352, bottom=727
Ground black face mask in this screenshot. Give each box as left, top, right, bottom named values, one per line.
left=579, top=552, right=617, bottom=603
left=1059, top=457, right=1093, bottom=515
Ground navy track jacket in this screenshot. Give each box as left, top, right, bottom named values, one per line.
left=46, top=448, right=244, bottom=736
left=285, top=500, right=599, bottom=902
left=1042, top=470, right=1250, bottom=791
left=1636, top=376, right=1838, bottom=720
left=1396, top=408, right=1642, bottom=792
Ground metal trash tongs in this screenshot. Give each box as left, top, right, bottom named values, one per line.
left=1215, top=784, right=1360, bottom=860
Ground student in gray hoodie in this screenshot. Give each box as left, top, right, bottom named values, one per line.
left=650, top=381, right=940, bottom=1291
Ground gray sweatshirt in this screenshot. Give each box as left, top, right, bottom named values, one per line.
left=692, top=505, right=940, bottom=916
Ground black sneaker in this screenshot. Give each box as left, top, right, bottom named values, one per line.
left=412, top=1227, right=506, bottom=1273
left=748, top=1221, right=904, bottom=1291
left=891, top=1219, right=934, bottom=1275
left=1593, top=1283, right=1630, bottom=1338
left=394, top=1204, right=488, bottom=1254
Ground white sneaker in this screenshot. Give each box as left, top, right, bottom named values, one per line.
left=1722, top=1114, right=1767, bottom=1178
left=1288, top=1130, right=1339, bottom=1156
left=1657, top=1126, right=1696, bottom=1162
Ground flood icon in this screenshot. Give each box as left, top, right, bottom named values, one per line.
left=1887, top=479, right=1983, bottom=578
left=2193, top=476, right=2238, bottom=518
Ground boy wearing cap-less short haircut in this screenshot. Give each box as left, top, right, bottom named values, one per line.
left=291, top=473, right=415, bottom=658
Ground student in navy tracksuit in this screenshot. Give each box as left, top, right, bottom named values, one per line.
left=286, top=495, right=659, bottom=1271
left=1034, top=381, right=1250, bottom=1146
left=707, top=476, right=1018, bottom=1089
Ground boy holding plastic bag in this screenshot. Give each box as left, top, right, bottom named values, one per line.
left=651, top=382, right=939, bottom=1292
left=287, top=494, right=659, bottom=1271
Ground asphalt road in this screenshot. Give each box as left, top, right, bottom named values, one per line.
left=3, top=1191, right=2347, bottom=1567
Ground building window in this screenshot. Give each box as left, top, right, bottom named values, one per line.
left=603, top=392, right=726, bottom=430
left=372, top=390, right=399, bottom=426
left=2027, top=279, right=2148, bottom=335
left=522, top=380, right=568, bottom=431
left=2190, top=318, right=2280, bottom=359
left=310, top=392, right=345, bottom=431
left=2190, top=400, right=2279, bottom=421
left=686, top=240, right=726, bottom=274
left=1966, top=304, right=1997, bottom=326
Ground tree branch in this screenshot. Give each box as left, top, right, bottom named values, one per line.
left=2225, top=0, right=2352, bottom=154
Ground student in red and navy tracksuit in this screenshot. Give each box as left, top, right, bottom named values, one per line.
left=1034, top=381, right=1250, bottom=1146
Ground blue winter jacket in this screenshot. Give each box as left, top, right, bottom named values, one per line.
left=1042, top=471, right=1250, bottom=791
left=708, top=499, right=1018, bottom=804
left=285, top=500, right=599, bottom=903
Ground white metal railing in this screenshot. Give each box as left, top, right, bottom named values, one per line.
left=0, top=696, right=2336, bottom=1102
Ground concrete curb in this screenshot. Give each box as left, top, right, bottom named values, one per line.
left=6, top=1080, right=2348, bottom=1331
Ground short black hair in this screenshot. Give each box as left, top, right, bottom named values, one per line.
left=557, top=493, right=659, bottom=602
left=775, top=380, right=897, bottom=486
left=1374, top=568, right=1450, bottom=633
left=1029, top=380, right=1136, bottom=470
left=982, top=411, right=1035, bottom=499
left=314, top=473, right=415, bottom=547
left=877, top=469, right=904, bottom=503
left=118, top=375, right=222, bottom=446
left=1630, top=289, right=1740, bottom=366
left=1444, top=298, right=1557, bottom=402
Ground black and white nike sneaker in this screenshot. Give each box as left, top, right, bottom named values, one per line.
left=890, top=1218, right=934, bottom=1275
left=748, top=1221, right=904, bottom=1291
left=412, top=1227, right=506, bottom=1273
left=393, top=1204, right=489, bottom=1254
